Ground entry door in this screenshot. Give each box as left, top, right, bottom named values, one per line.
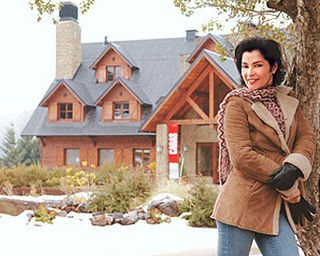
left=196, top=143, right=219, bottom=183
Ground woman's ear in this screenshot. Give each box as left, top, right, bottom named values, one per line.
left=271, top=63, right=279, bottom=74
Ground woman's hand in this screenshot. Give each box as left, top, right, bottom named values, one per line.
left=288, top=196, right=316, bottom=225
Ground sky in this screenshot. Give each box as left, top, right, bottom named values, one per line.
left=0, top=0, right=232, bottom=138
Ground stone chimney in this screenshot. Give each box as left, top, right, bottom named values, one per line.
left=56, top=2, right=81, bottom=79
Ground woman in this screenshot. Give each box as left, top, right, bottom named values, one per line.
left=211, top=36, right=316, bottom=256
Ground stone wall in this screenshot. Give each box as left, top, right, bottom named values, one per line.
left=180, top=125, right=218, bottom=180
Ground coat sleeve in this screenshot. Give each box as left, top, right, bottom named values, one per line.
left=283, top=106, right=316, bottom=181
left=224, top=96, right=281, bottom=182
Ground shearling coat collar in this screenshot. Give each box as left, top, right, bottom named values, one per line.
left=250, top=86, right=299, bottom=154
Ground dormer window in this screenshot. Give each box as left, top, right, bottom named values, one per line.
left=114, top=102, right=129, bottom=119
left=107, top=66, right=121, bottom=81
left=58, top=103, right=73, bottom=120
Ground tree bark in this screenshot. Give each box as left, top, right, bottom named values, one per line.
left=294, top=0, right=320, bottom=255
left=267, top=0, right=297, bottom=20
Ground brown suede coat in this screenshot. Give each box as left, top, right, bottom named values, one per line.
left=212, top=86, right=316, bottom=235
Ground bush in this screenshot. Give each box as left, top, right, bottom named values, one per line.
left=88, top=165, right=154, bottom=213
left=179, top=178, right=218, bottom=228
left=0, top=165, right=48, bottom=188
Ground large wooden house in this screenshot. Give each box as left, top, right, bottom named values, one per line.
left=22, top=2, right=240, bottom=183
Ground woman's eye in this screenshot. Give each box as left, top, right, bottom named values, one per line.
left=241, top=65, right=248, bottom=69
left=254, top=63, right=263, bottom=67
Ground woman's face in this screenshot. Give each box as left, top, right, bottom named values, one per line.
left=241, top=50, right=278, bottom=90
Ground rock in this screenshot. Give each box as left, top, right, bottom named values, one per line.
left=148, top=193, right=183, bottom=203
left=146, top=218, right=156, bottom=224
left=90, top=212, right=113, bottom=226
left=0, top=199, right=38, bottom=216
left=75, top=202, right=89, bottom=213
left=56, top=209, right=68, bottom=217
left=137, top=211, right=149, bottom=220
left=108, top=212, right=123, bottom=223
left=105, top=215, right=114, bottom=225
left=148, top=197, right=180, bottom=217
left=120, top=211, right=139, bottom=225
left=91, top=213, right=106, bottom=226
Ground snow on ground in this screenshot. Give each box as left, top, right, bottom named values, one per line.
left=2, top=193, right=304, bottom=256
left=0, top=211, right=218, bottom=256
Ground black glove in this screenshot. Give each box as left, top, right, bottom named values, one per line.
left=289, top=196, right=316, bottom=225
left=266, top=163, right=303, bottom=190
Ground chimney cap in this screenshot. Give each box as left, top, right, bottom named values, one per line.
left=186, top=29, right=198, bottom=41
left=59, top=2, right=78, bottom=22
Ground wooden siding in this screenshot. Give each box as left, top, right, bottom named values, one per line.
left=40, top=136, right=155, bottom=168
left=95, top=49, right=132, bottom=82
left=100, top=83, right=141, bottom=122
left=46, top=84, right=84, bottom=122
left=188, top=38, right=216, bottom=63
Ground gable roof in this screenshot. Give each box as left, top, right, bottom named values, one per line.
left=90, top=42, right=139, bottom=69
left=141, top=49, right=240, bottom=131
left=22, top=34, right=236, bottom=137
left=39, top=79, right=94, bottom=106
left=186, top=34, right=235, bottom=64
left=203, top=50, right=240, bottom=85
left=95, top=78, right=152, bottom=105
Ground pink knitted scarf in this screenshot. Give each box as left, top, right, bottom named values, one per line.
left=217, top=86, right=286, bottom=184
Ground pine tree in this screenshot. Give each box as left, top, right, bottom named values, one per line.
left=16, top=136, right=41, bottom=166
left=0, top=123, right=19, bottom=167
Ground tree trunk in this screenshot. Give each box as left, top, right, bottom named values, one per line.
left=294, top=0, right=320, bottom=255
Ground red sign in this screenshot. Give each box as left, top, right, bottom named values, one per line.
left=168, top=124, right=179, bottom=163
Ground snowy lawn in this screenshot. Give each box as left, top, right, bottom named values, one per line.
left=0, top=210, right=217, bottom=256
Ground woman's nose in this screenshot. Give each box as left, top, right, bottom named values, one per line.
left=248, top=67, right=255, bottom=76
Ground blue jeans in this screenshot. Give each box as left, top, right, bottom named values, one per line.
left=216, top=212, right=300, bottom=256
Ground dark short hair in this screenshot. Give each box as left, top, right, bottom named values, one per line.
left=234, top=36, right=286, bottom=86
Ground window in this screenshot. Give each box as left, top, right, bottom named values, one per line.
left=107, top=66, right=121, bottom=81
left=99, top=149, right=115, bottom=166
left=58, top=103, right=73, bottom=120
left=114, top=102, right=130, bottom=119
left=133, top=149, right=150, bottom=166
left=65, top=149, right=80, bottom=165
left=196, top=143, right=217, bottom=178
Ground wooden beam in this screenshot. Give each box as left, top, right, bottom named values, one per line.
left=186, top=97, right=209, bottom=120
left=209, top=70, right=214, bottom=119
left=149, top=135, right=156, bottom=146
left=39, top=137, right=46, bottom=146
left=89, top=136, right=97, bottom=147
left=165, top=65, right=211, bottom=121
left=168, top=119, right=217, bottom=125
left=213, top=70, right=234, bottom=90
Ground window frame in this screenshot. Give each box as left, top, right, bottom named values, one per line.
left=64, top=148, right=80, bottom=166
left=98, top=148, right=115, bottom=166
left=106, top=65, right=121, bottom=82
left=58, top=103, right=73, bottom=120
left=113, top=101, right=130, bottom=120
left=133, top=148, right=150, bottom=167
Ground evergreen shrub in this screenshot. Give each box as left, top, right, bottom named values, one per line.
left=88, top=165, right=154, bottom=213
left=178, top=178, right=218, bottom=228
